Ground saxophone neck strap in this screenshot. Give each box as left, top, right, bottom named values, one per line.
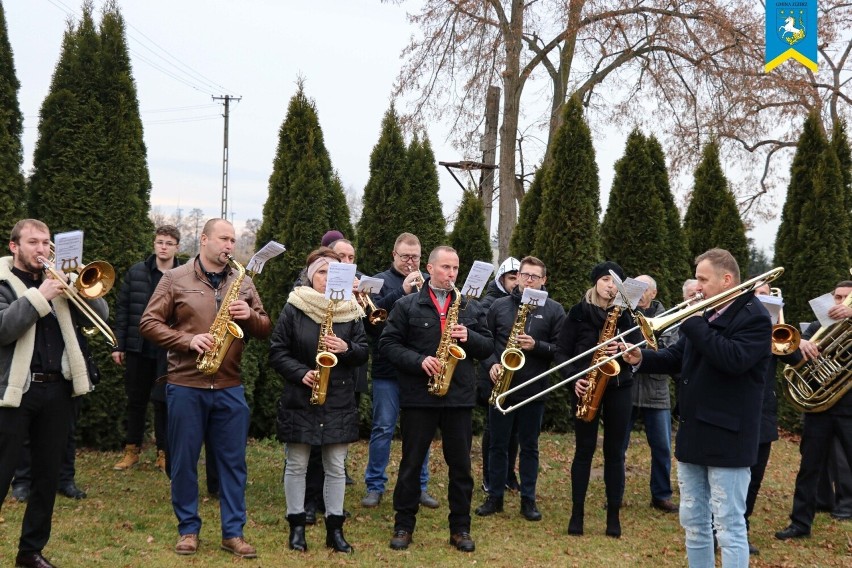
left=428, top=287, right=453, bottom=332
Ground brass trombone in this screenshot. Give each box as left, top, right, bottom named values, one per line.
left=769, top=287, right=801, bottom=356
left=356, top=291, right=387, bottom=324
left=494, top=267, right=784, bottom=414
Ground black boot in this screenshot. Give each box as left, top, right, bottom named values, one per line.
left=287, top=513, right=307, bottom=552
left=606, top=506, right=622, bottom=538
left=520, top=497, right=542, bottom=521
left=475, top=494, right=504, bottom=516
left=325, top=514, right=353, bottom=553
left=567, top=505, right=584, bottom=536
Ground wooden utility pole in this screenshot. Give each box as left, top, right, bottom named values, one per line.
left=213, top=95, right=242, bottom=219
left=480, top=86, right=500, bottom=235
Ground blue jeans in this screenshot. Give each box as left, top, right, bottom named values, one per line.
left=678, top=461, right=750, bottom=568
left=364, top=378, right=429, bottom=493
left=625, top=406, right=673, bottom=501
left=167, top=384, right=250, bottom=539
left=488, top=401, right=544, bottom=500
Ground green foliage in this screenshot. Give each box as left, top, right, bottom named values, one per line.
left=405, top=135, right=446, bottom=257
left=26, top=2, right=153, bottom=448
left=774, top=112, right=850, bottom=325
left=647, top=135, right=691, bottom=304
left=0, top=2, right=25, bottom=229
left=448, top=190, right=491, bottom=282
left=248, top=82, right=350, bottom=437
left=683, top=140, right=749, bottom=271
left=509, top=166, right=544, bottom=259
left=830, top=120, right=852, bottom=256
left=601, top=129, right=671, bottom=298
left=356, top=104, right=410, bottom=275
left=533, top=97, right=601, bottom=308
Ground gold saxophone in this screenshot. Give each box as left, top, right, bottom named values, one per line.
left=196, top=255, right=246, bottom=376
left=489, top=303, right=531, bottom=406
left=428, top=286, right=466, bottom=396
left=310, top=299, right=338, bottom=405
left=576, top=301, right=622, bottom=422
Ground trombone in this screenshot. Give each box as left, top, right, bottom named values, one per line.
left=494, top=267, right=784, bottom=414
left=37, top=251, right=117, bottom=347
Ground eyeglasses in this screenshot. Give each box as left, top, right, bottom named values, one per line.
left=519, top=272, right=543, bottom=282
left=155, top=240, right=178, bottom=247
left=395, top=253, right=420, bottom=262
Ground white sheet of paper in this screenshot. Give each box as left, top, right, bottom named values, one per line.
left=325, top=262, right=356, bottom=301
left=521, top=288, right=548, bottom=307
left=53, top=230, right=84, bottom=273
left=245, top=241, right=286, bottom=274
left=809, top=293, right=838, bottom=329
left=622, top=277, right=649, bottom=311
left=756, top=294, right=783, bottom=325
left=460, top=260, right=495, bottom=298
left=357, top=276, right=384, bottom=295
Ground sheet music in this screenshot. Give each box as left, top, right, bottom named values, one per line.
left=608, top=270, right=647, bottom=310
left=53, top=230, right=84, bottom=273
left=357, top=276, right=384, bottom=295
left=245, top=240, right=286, bottom=274
left=460, top=260, right=495, bottom=298
left=325, top=262, right=356, bottom=301
left=809, top=293, right=838, bottom=329
left=756, top=293, right=783, bottom=325
left=521, top=288, right=548, bottom=307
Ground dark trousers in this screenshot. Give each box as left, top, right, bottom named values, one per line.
left=124, top=353, right=166, bottom=449
left=745, top=441, right=773, bottom=529
left=0, top=381, right=74, bottom=553
left=487, top=401, right=544, bottom=500
left=394, top=407, right=473, bottom=535
left=481, top=409, right=518, bottom=491
left=305, top=445, right=324, bottom=509
left=13, top=396, right=81, bottom=489
left=815, top=437, right=852, bottom=514
left=571, top=385, right=632, bottom=509
left=789, top=412, right=852, bottom=530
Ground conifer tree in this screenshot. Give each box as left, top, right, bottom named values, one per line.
left=533, top=97, right=601, bottom=308
left=683, top=140, right=748, bottom=270
left=647, top=135, right=691, bottom=304
left=448, top=189, right=491, bottom=284
left=356, top=105, right=410, bottom=275
left=327, top=171, right=354, bottom=239
left=830, top=120, right=852, bottom=248
left=246, top=82, right=347, bottom=436
left=406, top=134, right=446, bottom=256
left=0, top=2, right=25, bottom=229
left=601, top=129, right=670, bottom=298
left=775, top=112, right=850, bottom=324
left=510, top=166, right=545, bottom=259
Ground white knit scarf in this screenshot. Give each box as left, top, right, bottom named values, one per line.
left=287, top=286, right=364, bottom=324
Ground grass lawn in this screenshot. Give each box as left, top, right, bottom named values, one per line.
left=0, top=431, right=848, bottom=567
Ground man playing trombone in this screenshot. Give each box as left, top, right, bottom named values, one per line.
left=0, top=219, right=106, bottom=568
left=621, top=249, right=772, bottom=567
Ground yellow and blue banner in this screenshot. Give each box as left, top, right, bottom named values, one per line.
left=765, top=1, right=818, bottom=72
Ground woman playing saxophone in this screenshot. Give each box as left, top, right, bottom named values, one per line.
left=555, top=261, right=642, bottom=539
left=268, top=247, right=368, bottom=553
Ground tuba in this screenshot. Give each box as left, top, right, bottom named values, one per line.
left=427, top=286, right=466, bottom=396
left=196, top=256, right=246, bottom=375
left=575, top=299, right=622, bottom=422
left=310, top=299, right=338, bottom=405
left=782, top=279, right=852, bottom=412
left=489, top=302, right=531, bottom=406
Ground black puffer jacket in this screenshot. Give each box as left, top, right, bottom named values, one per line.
left=113, top=254, right=180, bottom=357
left=269, top=303, right=369, bottom=445
left=369, top=265, right=423, bottom=379
left=480, top=286, right=565, bottom=406
left=378, top=281, right=493, bottom=408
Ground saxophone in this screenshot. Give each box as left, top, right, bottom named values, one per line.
left=576, top=301, right=622, bottom=422
left=489, top=303, right=531, bottom=406
left=427, top=286, right=467, bottom=396
left=196, top=255, right=246, bottom=376
left=310, top=299, right=338, bottom=405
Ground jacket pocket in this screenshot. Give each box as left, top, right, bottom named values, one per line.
left=695, top=406, right=741, bottom=457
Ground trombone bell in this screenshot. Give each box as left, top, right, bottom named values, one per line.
left=75, top=261, right=115, bottom=299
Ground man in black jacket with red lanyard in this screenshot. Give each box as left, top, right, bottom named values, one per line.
left=380, top=246, right=493, bottom=553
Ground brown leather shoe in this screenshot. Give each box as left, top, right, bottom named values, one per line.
left=651, top=498, right=678, bottom=513
left=221, top=536, right=257, bottom=558
left=174, top=534, right=198, bottom=555
left=389, top=529, right=412, bottom=550
left=14, top=552, right=56, bottom=568
left=449, top=531, right=475, bottom=552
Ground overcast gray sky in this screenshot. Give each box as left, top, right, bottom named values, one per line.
left=6, top=0, right=780, bottom=252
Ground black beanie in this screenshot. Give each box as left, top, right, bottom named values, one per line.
left=590, top=261, right=625, bottom=284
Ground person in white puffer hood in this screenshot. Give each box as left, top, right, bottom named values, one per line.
left=479, top=257, right=520, bottom=311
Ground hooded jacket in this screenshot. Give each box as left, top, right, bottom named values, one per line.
left=479, top=257, right=519, bottom=311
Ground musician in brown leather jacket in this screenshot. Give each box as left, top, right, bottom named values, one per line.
left=140, top=218, right=271, bottom=559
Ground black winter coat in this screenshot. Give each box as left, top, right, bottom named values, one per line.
left=369, top=265, right=424, bottom=379
left=114, top=255, right=180, bottom=356
left=269, top=303, right=369, bottom=445
left=378, top=282, right=493, bottom=408
left=638, top=292, right=772, bottom=467
left=480, top=287, right=565, bottom=406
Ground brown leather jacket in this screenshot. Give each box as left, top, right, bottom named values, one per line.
left=140, top=257, right=271, bottom=389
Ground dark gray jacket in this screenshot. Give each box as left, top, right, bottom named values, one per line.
left=631, top=300, right=672, bottom=409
